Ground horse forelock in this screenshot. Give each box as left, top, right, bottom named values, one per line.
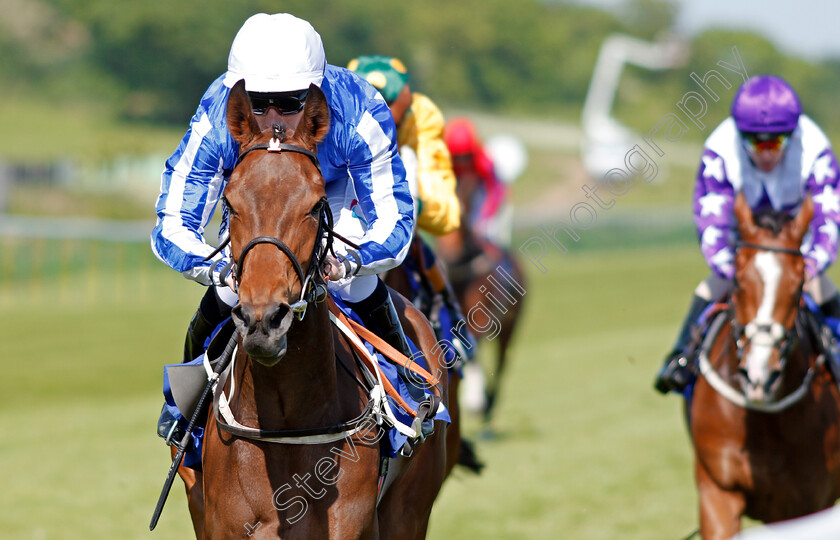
left=738, top=209, right=802, bottom=300
left=246, top=123, right=291, bottom=147
left=271, top=123, right=288, bottom=142
left=753, top=209, right=793, bottom=236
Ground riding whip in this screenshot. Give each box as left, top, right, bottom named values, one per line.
left=149, top=330, right=238, bottom=531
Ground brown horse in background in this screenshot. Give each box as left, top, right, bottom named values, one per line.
left=384, top=236, right=484, bottom=475
left=435, top=167, right=525, bottom=424
left=689, top=193, right=840, bottom=539
left=176, top=80, right=450, bottom=539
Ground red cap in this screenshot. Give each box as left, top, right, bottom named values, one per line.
left=444, top=118, right=481, bottom=156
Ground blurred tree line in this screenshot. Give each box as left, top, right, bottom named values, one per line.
left=2, top=0, right=840, bottom=136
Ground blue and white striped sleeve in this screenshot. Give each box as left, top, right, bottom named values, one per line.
left=346, top=97, right=414, bottom=275
left=151, top=112, right=229, bottom=285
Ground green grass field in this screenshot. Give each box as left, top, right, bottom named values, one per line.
left=2, top=236, right=722, bottom=540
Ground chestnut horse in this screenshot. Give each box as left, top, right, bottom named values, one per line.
left=435, top=170, right=525, bottom=423
left=177, top=80, right=450, bottom=539
left=689, top=193, right=840, bottom=539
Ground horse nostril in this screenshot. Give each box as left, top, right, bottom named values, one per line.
left=232, top=304, right=251, bottom=327
left=265, top=304, right=291, bottom=332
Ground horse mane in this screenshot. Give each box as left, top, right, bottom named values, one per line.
left=753, top=209, right=793, bottom=236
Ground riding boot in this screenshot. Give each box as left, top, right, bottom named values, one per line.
left=349, top=281, right=428, bottom=404
left=654, top=294, right=711, bottom=394
left=183, top=307, right=217, bottom=363
left=423, top=253, right=476, bottom=362
left=158, top=287, right=232, bottom=445
left=820, top=294, right=840, bottom=320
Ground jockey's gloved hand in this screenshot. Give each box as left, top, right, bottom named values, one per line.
left=211, top=259, right=238, bottom=291
left=322, top=251, right=361, bottom=281
left=322, top=253, right=350, bottom=281
left=223, top=272, right=237, bottom=291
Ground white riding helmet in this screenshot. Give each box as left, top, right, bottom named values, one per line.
left=223, top=13, right=326, bottom=92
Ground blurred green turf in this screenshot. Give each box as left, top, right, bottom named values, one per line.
left=424, top=244, right=708, bottom=539
left=0, top=256, right=202, bottom=539
left=0, top=237, right=709, bottom=540
left=6, top=234, right=837, bottom=538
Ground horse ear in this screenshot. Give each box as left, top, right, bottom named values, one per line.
left=790, top=195, right=814, bottom=242
left=226, top=79, right=261, bottom=147
left=297, top=83, right=330, bottom=148
left=734, top=192, right=757, bottom=237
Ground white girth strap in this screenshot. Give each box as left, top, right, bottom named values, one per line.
left=203, top=312, right=421, bottom=444
left=206, top=345, right=372, bottom=444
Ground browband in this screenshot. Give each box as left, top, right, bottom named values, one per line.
left=234, top=140, right=321, bottom=172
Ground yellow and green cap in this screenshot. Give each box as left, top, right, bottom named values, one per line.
left=347, top=55, right=409, bottom=103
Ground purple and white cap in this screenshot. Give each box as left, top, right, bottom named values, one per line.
left=731, top=75, right=801, bottom=133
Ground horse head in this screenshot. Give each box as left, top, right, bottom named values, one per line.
left=224, top=79, right=331, bottom=365
left=731, top=192, right=813, bottom=402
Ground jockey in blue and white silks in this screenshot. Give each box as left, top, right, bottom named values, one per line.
left=151, top=65, right=413, bottom=291
left=655, top=74, right=840, bottom=394
left=152, top=13, right=423, bottom=445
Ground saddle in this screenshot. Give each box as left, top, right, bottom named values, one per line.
left=165, top=318, right=236, bottom=422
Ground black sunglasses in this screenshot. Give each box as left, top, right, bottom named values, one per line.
left=248, top=89, right=309, bottom=115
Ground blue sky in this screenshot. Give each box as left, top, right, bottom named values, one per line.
left=572, top=0, right=840, bottom=61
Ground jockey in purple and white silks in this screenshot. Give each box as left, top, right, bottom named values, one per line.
left=655, top=74, right=840, bottom=394
left=152, top=13, right=420, bottom=444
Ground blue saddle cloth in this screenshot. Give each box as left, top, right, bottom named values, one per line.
left=162, top=297, right=450, bottom=470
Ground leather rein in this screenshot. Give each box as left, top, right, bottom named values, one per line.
left=204, top=133, right=360, bottom=320
left=697, top=240, right=826, bottom=412
left=206, top=135, right=382, bottom=444
left=730, top=240, right=804, bottom=355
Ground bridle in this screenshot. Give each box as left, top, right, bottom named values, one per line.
left=203, top=131, right=390, bottom=446
left=734, top=241, right=803, bottom=256
left=204, top=132, right=342, bottom=321
left=696, top=239, right=823, bottom=412
left=235, top=216, right=330, bottom=321
left=730, top=240, right=804, bottom=358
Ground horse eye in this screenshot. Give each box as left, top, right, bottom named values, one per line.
left=308, top=201, right=323, bottom=218
left=222, top=197, right=236, bottom=215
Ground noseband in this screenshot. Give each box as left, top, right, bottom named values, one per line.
left=696, top=239, right=820, bottom=412
left=235, top=214, right=330, bottom=321
left=205, top=136, right=333, bottom=320
left=731, top=240, right=804, bottom=355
